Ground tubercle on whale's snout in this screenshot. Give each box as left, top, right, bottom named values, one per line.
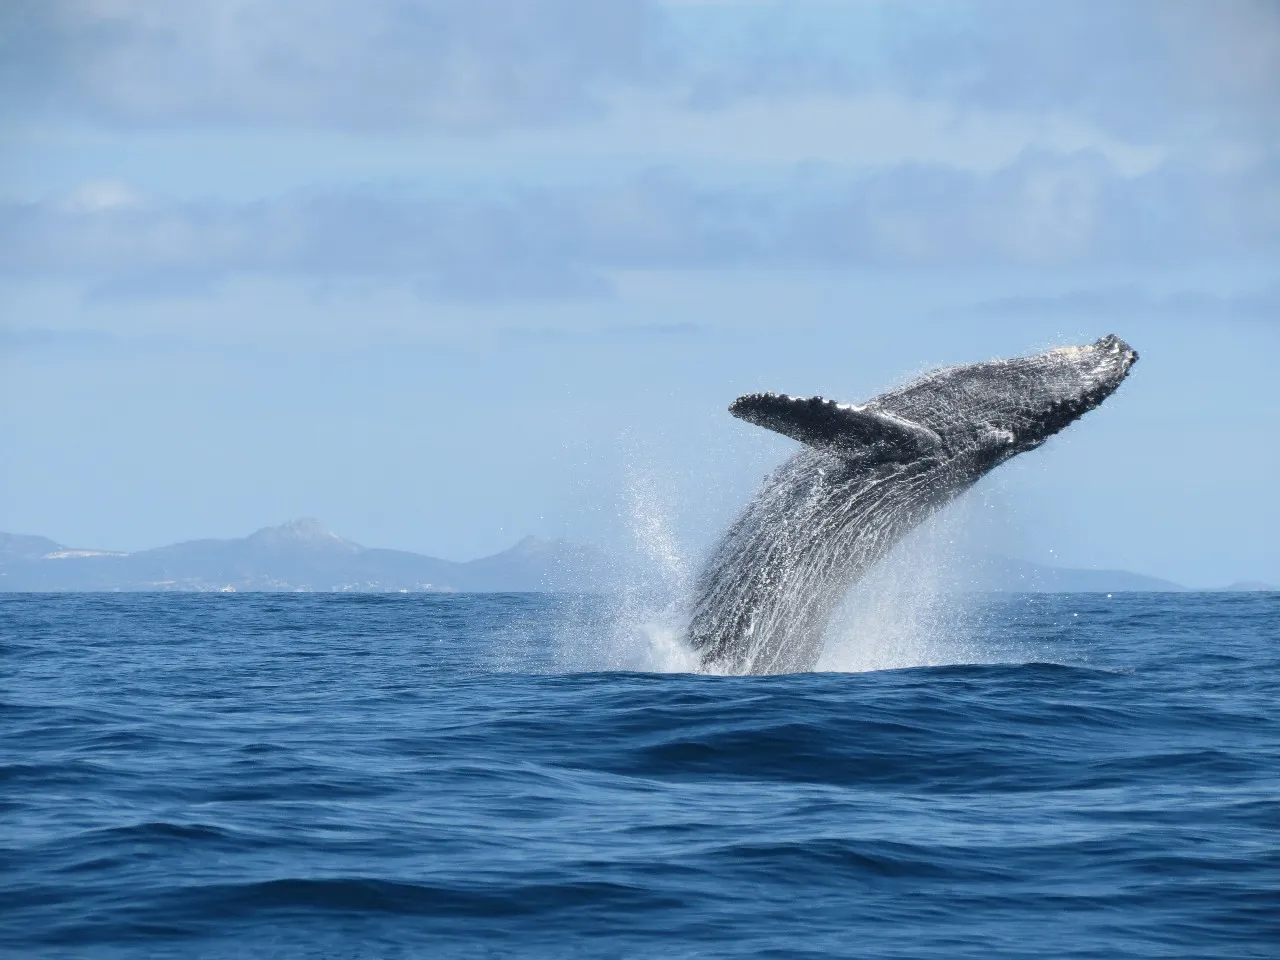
left=1095, top=333, right=1139, bottom=368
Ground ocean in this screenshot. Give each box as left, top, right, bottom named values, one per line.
left=3, top=592, right=1278, bottom=958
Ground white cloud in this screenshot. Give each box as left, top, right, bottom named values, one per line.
left=578, top=93, right=1166, bottom=174
left=974, top=285, right=1280, bottom=320
left=4, top=0, right=661, bottom=130
left=62, top=179, right=140, bottom=213
left=670, top=0, right=1280, bottom=147
left=963, top=2, right=1278, bottom=144
left=3, top=151, right=1274, bottom=298
left=4, top=0, right=1275, bottom=152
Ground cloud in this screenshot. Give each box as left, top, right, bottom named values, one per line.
left=62, top=179, right=141, bottom=213
left=1, top=0, right=661, bottom=131
left=0, top=326, right=115, bottom=351
left=974, top=285, right=1280, bottom=321
left=3, top=151, right=1275, bottom=298
left=84, top=269, right=224, bottom=302
left=504, top=321, right=703, bottom=342
left=4, top=0, right=1275, bottom=147
left=675, top=1, right=1280, bottom=146
left=906, top=2, right=1280, bottom=144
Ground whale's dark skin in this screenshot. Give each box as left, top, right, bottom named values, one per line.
left=687, top=335, right=1138, bottom=675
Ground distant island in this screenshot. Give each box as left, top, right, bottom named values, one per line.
left=0, top=519, right=1273, bottom=594
left=0, top=519, right=608, bottom=593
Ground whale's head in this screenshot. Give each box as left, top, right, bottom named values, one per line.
left=884, top=334, right=1138, bottom=469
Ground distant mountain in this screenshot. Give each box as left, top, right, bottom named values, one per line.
left=1215, top=580, right=1279, bottom=593
left=1, top=532, right=82, bottom=559
left=0, top=519, right=612, bottom=593
left=954, top=556, right=1186, bottom=593
left=1, top=521, right=1267, bottom=594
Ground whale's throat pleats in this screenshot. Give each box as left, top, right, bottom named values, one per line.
left=729, top=393, right=942, bottom=462
left=686, top=450, right=958, bottom=675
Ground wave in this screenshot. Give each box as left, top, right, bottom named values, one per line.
left=3, top=593, right=1279, bottom=959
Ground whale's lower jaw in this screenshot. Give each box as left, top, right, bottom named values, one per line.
left=687, top=452, right=970, bottom=676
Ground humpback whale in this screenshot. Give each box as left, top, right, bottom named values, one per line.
left=688, top=335, right=1138, bottom=675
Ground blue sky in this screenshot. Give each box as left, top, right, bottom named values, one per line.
left=2, top=0, right=1277, bottom=586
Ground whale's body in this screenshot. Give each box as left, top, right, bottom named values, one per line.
left=688, top=336, right=1138, bottom=675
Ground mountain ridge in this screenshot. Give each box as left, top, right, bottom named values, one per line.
left=0, top=520, right=1273, bottom=594
left=0, top=519, right=609, bottom=593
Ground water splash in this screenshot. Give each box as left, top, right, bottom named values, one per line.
left=542, top=432, right=1067, bottom=676
left=812, top=497, right=1044, bottom=672
left=540, top=461, right=699, bottom=673
left=623, top=466, right=692, bottom=597
left=579, top=461, right=1018, bottom=676
left=605, top=466, right=700, bottom=672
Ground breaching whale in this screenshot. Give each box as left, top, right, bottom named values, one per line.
left=687, top=335, right=1138, bottom=675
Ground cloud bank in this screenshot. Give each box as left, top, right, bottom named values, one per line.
left=975, top=285, right=1280, bottom=321
left=5, top=0, right=1276, bottom=146
left=2, top=0, right=660, bottom=130
left=4, top=152, right=1275, bottom=298
left=3, top=3, right=1274, bottom=301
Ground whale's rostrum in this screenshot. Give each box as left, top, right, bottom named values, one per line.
left=687, top=335, right=1138, bottom=675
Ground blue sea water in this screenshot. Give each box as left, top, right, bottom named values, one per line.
left=2, top=592, right=1278, bottom=959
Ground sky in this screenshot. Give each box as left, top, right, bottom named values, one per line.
left=1, top=0, right=1278, bottom=587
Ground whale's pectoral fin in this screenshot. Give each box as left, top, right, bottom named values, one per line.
left=730, top=393, right=943, bottom=461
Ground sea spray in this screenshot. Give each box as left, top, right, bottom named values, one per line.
left=588, top=456, right=1003, bottom=675
left=536, top=461, right=699, bottom=673
left=817, top=506, right=974, bottom=673
left=542, top=453, right=1031, bottom=675
left=604, top=465, right=699, bottom=673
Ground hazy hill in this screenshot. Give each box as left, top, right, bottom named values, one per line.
left=0, top=519, right=610, bottom=593
left=953, top=556, right=1186, bottom=593
left=0, top=520, right=1271, bottom=593
left=1, top=532, right=83, bottom=560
